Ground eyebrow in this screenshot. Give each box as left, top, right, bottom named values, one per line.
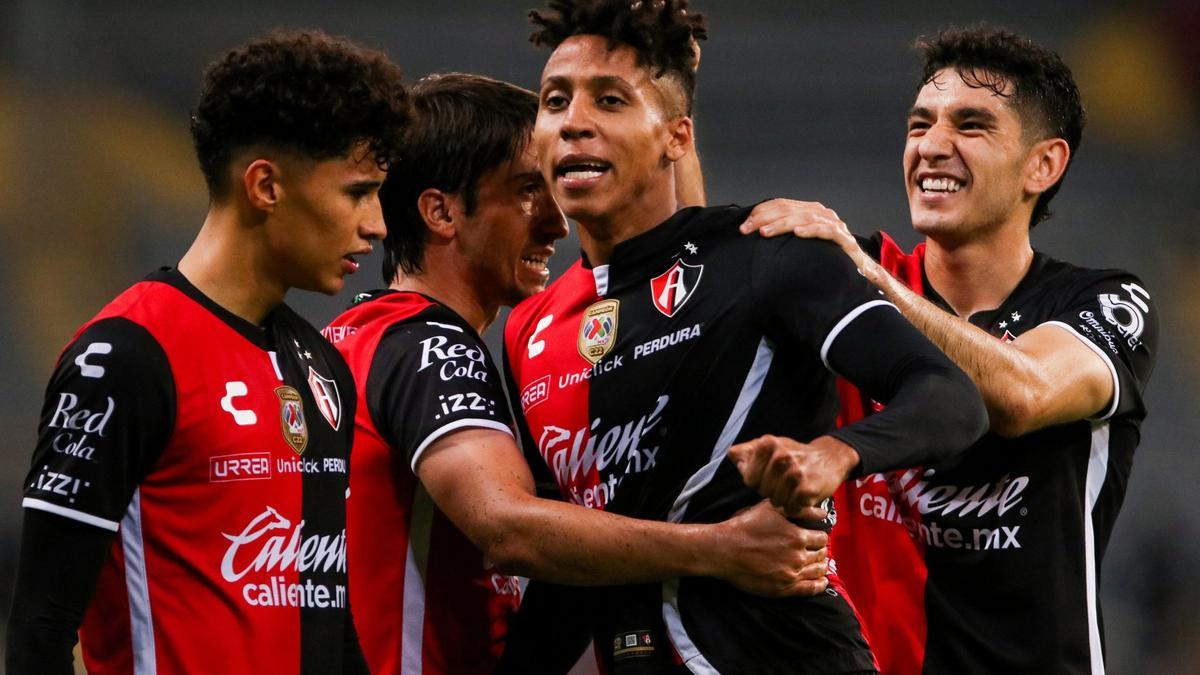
left=907, top=105, right=1000, bottom=124
left=541, top=74, right=635, bottom=91
left=344, top=179, right=383, bottom=191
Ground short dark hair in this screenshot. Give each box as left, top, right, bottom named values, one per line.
left=529, top=0, right=707, bottom=116
left=380, top=73, right=538, bottom=281
left=190, top=30, right=409, bottom=198
left=916, top=25, right=1086, bottom=227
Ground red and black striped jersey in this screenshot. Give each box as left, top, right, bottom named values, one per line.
left=325, top=291, right=521, bottom=675
left=22, top=268, right=359, bottom=674
left=503, top=205, right=986, bottom=674
left=832, top=233, right=1158, bottom=674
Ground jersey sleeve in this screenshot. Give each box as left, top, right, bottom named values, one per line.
left=1040, top=273, right=1158, bottom=420
left=22, top=318, right=175, bottom=531
left=751, top=236, right=894, bottom=360
left=366, top=316, right=514, bottom=471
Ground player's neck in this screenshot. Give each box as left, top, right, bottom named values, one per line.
left=923, top=220, right=1034, bottom=319
left=576, top=177, right=679, bottom=265
left=178, top=209, right=287, bottom=326
left=390, top=265, right=499, bottom=335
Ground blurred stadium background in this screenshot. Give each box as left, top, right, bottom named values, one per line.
left=1, top=0, right=1197, bottom=671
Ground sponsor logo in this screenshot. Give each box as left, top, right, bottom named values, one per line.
left=48, top=392, right=115, bottom=462
left=210, top=452, right=272, bottom=483
left=490, top=573, right=522, bottom=597
left=613, top=630, right=655, bottom=662
left=274, top=456, right=348, bottom=474
left=578, top=299, right=620, bottom=365
left=537, top=395, right=668, bottom=509
left=633, top=323, right=702, bottom=360
left=1098, top=282, right=1151, bottom=348
left=854, top=469, right=1029, bottom=551
left=28, top=465, right=90, bottom=504
left=221, top=506, right=348, bottom=609
left=275, top=386, right=308, bottom=455
left=307, top=367, right=342, bottom=430
left=528, top=314, right=554, bottom=359
left=1077, top=311, right=1121, bottom=355
left=221, top=382, right=257, bottom=426
left=74, top=342, right=112, bottom=379
left=521, top=375, right=551, bottom=413
left=650, top=260, right=703, bottom=317
left=557, top=356, right=624, bottom=389
left=418, top=335, right=490, bottom=383
left=433, top=393, right=498, bottom=421
left=321, top=325, right=357, bottom=343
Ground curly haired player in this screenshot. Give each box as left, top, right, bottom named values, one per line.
left=501, top=2, right=988, bottom=673
left=7, top=30, right=408, bottom=675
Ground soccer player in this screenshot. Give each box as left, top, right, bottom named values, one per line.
left=6, top=31, right=409, bottom=675
left=502, top=1, right=989, bottom=672
left=323, top=72, right=831, bottom=675
left=745, top=26, right=1159, bottom=674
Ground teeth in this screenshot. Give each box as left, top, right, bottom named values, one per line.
left=564, top=170, right=603, bottom=180
left=921, top=177, right=963, bottom=193
left=522, top=257, right=548, bottom=269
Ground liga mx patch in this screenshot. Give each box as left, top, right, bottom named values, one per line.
left=578, top=299, right=619, bottom=365
left=307, top=366, right=342, bottom=430
left=275, top=386, right=308, bottom=455
left=651, top=259, right=703, bottom=317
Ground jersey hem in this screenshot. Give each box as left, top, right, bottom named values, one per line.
left=22, top=498, right=120, bottom=531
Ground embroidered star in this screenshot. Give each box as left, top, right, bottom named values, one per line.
left=1011, top=311, right=1022, bottom=321
left=293, top=339, right=302, bottom=348
left=303, top=350, right=313, bottom=360
left=999, top=321, right=1008, bottom=329
left=684, top=241, right=698, bottom=255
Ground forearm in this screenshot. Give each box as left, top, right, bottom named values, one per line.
left=481, top=494, right=718, bottom=584
left=869, top=267, right=1057, bottom=436
left=6, top=511, right=111, bottom=675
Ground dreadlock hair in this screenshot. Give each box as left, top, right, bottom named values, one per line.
left=529, top=0, right=707, bottom=116
left=916, top=25, right=1086, bottom=227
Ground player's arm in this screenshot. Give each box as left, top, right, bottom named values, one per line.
left=730, top=238, right=988, bottom=516
left=416, top=427, right=825, bottom=595
left=741, top=203, right=1148, bottom=436
left=372, top=320, right=825, bottom=597
left=7, top=319, right=173, bottom=674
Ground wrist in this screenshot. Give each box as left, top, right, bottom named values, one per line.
left=812, top=435, right=860, bottom=480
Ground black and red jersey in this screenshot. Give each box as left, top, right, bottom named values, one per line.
left=21, top=268, right=358, bottom=674
left=325, top=291, right=521, bottom=675
left=831, top=233, right=1158, bottom=674
left=503, top=206, right=986, bottom=674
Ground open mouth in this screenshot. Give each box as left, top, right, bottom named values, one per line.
left=342, top=254, right=362, bottom=272
left=919, top=176, right=965, bottom=193
left=555, top=156, right=611, bottom=185
left=521, top=254, right=550, bottom=273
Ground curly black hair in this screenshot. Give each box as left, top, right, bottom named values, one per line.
left=190, top=30, right=410, bottom=197
left=529, top=0, right=707, bottom=116
left=916, top=25, right=1086, bottom=227
left=381, top=73, right=539, bottom=280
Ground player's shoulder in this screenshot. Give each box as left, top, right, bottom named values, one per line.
left=507, top=259, right=592, bottom=335
left=1031, top=253, right=1151, bottom=303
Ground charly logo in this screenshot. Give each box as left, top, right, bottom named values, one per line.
left=650, top=260, right=703, bottom=317
left=275, top=386, right=307, bottom=455
left=578, top=299, right=620, bottom=365
left=307, top=367, right=341, bottom=430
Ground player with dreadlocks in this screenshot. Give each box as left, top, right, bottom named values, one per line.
left=501, top=1, right=988, bottom=673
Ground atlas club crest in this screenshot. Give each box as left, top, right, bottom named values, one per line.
left=307, top=367, right=342, bottom=430
left=651, top=260, right=703, bottom=317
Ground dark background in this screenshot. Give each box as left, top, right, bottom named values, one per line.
left=1, top=1, right=1197, bottom=670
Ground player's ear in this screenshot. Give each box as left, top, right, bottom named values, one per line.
left=417, top=188, right=457, bottom=241
left=664, top=115, right=693, bottom=164
left=243, top=159, right=281, bottom=212
left=1024, top=137, right=1070, bottom=197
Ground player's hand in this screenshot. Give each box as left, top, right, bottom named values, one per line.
left=712, top=500, right=829, bottom=598
left=739, top=199, right=882, bottom=283
left=727, top=435, right=859, bottom=518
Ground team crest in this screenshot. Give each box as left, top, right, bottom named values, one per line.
left=1000, top=330, right=1017, bottom=343
left=307, top=367, right=342, bottom=430
left=275, top=386, right=308, bottom=455
left=578, top=299, right=620, bottom=365
left=650, top=260, right=703, bottom=317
